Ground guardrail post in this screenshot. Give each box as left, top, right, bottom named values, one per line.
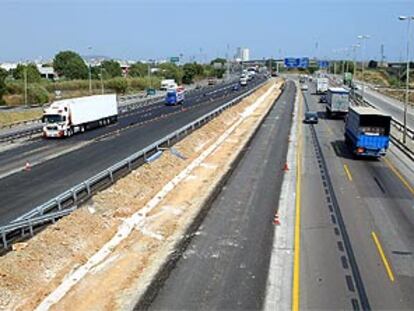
left=86, top=182, right=91, bottom=195
left=56, top=199, right=62, bottom=210
left=109, top=170, right=114, bottom=182
left=72, top=189, right=77, bottom=203
left=128, top=159, right=132, bottom=171
left=29, top=221, right=34, bottom=236
left=1, top=229, right=7, bottom=248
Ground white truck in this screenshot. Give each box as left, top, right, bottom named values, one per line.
left=42, top=94, right=118, bottom=138
left=326, top=87, right=350, bottom=118
left=160, top=79, right=177, bottom=90
left=316, top=77, right=329, bottom=94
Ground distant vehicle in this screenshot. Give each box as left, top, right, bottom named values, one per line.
left=304, top=111, right=318, bottom=124
left=165, top=86, right=185, bottom=105
left=316, top=77, right=329, bottom=94
left=301, top=84, right=309, bottom=91
left=42, top=94, right=118, bottom=138
left=345, top=106, right=391, bottom=158
left=319, top=94, right=327, bottom=103
left=208, top=77, right=217, bottom=85
left=240, top=76, right=248, bottom=86
left=343, top=72, right=353, bottom=86
left=299, top=75, right=306, bottom=83
left=232, top=84, right=240, bottom=91
left=160, top=79, right=177, bottom=90
left=326, top=87, right=350, bottom=118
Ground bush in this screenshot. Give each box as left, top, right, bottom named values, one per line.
left=28, top=84, right=50, bottom=104
left=106, top=77, right=128, bottom=94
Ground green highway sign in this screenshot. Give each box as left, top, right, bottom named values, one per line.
left=147, top=88, right=156, bottom=95
left=170, top=57, right=180, bottom=63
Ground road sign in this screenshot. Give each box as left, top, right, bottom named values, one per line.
left=146, top=88, right=156, bottom=96
left=284, top=58, right=299, bottom=68
left=298, top=58, right=309, bottom=68
left=170, top=57, right=180, bottom=63
left=319, top=60, right=329, bottom=68
left=284, top=57, right=309, bottom=68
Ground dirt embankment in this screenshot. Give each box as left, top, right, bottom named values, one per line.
left=0, top=79, right=283, bottom=311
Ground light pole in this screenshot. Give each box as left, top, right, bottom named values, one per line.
left=100, top=67, right=105, bottom=95
left=357, top=34, right=370, bottom=101
left=398, top=15, right=414, bottom=144
left=23, top=64, right=28, bottom=108
left=351, top=44, right=360, bottom=78
left=88, top=46, right=92, bottom=95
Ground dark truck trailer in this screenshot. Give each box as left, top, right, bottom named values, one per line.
left=344, top=106, right=391, bottom=158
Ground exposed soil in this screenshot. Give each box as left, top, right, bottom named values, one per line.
left=0, top=79, right=283, bottom=311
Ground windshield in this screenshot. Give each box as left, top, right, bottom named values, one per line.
left=43, top=114, right=64, bottom=124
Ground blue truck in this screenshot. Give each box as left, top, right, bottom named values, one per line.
left=165, top=86, right=185, bottom=106
left=344, top=106, right=392, bottom=158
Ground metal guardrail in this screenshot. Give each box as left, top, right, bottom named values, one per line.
left=0, top=79, right=268, bottom=249
left=0, top=82, right=230, bottom=143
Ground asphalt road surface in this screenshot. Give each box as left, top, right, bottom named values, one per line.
left=148, top=81, right=295, bottom=310
left=300, top=81, right=414, bottom=310
left=0, top=77, right=265, bottom=226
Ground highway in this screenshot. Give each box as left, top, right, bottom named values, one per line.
left=147, top=81, right=295, bottom=310
left=0, top=78, right=265, bottom=226
left=355, top=83, right=414, bottom=130
left=299, top=81, right=414, bottom=310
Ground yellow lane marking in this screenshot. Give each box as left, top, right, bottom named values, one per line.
left=371, top=232, right=395, bottom=283
left=343, top=164, right=353, bottom=182
left=292, top=86, right=303, bottom=311
left=383, top=158, right=414, bottom=196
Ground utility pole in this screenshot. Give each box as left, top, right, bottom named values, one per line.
left=398, top=16, right=414, bottom=144
left=358, top=35, right=370, bottom=101
left=100, top=67, right=104, bottom=95
left=24, top=65, right=28, bottom=107
left=87, top=46, right=93, bottom=95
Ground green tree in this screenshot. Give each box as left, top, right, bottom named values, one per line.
left=13, top=63, right=41, bottom=83
left=182, top=63, right=198, bottom=84
left=53, top=50, right=88, bottom=80
left=128, top=62, right=149, bottom=77
left=210, top=58, right=227, bottom=66
left=0, top=68, right=7, bottom=105
left=101, top=60, right=122, bottom=78
left=158, top=63, right=183, bottom=83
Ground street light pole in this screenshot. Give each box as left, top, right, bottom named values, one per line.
left=357, top=35, right=370, bottom=101
left=88, top=46, right=92, bottom=95
left=24, top=65, right=28, bottom=107
left=399, top=15, right=414, bottom=144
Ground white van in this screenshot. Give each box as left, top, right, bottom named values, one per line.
left=160, top=79, right=176, bottom=90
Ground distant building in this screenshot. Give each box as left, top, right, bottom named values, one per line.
left=235, top=47, right=250, bottom=62
left=0, top=62, right=18, bottom=71
left=37, top=65, right=55, bottom=80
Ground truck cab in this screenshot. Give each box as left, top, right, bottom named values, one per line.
left=43, top=103, right=71, bottom=137
left=165, top=86, right=185, bottom=106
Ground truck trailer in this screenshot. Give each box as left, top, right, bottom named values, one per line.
left=42, top=94, right=118, bottom=138
left=316, top=77, right=329, bottom=94
left=344, top=106, right=391, bottom=158
left=326, top=87, right=350, bottom=118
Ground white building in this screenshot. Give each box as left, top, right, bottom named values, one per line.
left=235, top=47, right=250, bottom=62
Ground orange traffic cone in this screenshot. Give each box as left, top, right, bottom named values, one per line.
left=283, top=162, right=289, bottom=171
left=24, top=161, right=32, bottom=171
left=273, top=213, right=281, bottom=225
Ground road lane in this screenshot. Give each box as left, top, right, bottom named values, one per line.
left=148, top=81, right=295, bottom=310
left=0, top=78, right=265, bottom=226
left=300, top=81, right=414, bottom=309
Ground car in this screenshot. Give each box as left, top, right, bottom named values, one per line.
left=301, top=84, right=309, bottom=91
left=240, top=77, right=248, bottom=86
left=304, top=111, right=319, bottom=124
left=319, top=95, right=327, bottom=103
left=208, top=77, right=216, bottom=85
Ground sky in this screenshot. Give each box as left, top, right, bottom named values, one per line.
left=0, top=0, right=413, bottom=63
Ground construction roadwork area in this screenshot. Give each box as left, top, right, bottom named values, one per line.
left=0, top=79, right=288, bottom=311
left=148, top=81, right=295, bottom=310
